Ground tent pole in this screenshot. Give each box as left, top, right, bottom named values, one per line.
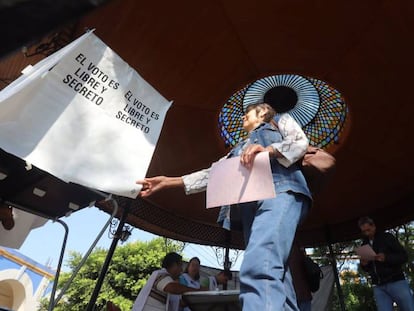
left=326, top=227, right=346, bottom=311
left=86, top=203, right=130, bottom=311
left=48, top=219, right=68, bottom=311
left=223, top=230, right=231, bottom=290
left=53, top=198, right=118, bottom=306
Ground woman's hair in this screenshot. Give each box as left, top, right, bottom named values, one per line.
left=162, top=252, right=182, bottom=269
left=245, top=103, right=277, bottom=127
left=184, top=257, right=201, bottom=280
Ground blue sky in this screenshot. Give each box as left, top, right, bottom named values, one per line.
left=17, top=206, right=243, bottom=272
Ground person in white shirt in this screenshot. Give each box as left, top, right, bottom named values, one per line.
left=132, top=252, right=200, bottom=311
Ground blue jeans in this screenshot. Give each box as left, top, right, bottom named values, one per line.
left=373, top=279, right=414, bottom=311
left=239, top=191, right=310, bottom=311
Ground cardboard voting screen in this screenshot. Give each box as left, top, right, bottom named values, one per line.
left=0, top=32, right=171, bottom=198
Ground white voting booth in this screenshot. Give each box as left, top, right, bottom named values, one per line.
left=0, top=31, right=172, bottom=310
left=0, top=31, right=172, bottom=199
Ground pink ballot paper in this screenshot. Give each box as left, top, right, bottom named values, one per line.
left=206, top=151, right=276, bottom=208
left=355, top=244, right=377, bottom=261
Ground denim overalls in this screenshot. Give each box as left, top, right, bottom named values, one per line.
left=225, top=122, right=311, bottom=311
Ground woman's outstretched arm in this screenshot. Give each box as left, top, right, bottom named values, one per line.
left=136, top=168, right=212, bottom=197
left=136, top=176, right=184, bottom=197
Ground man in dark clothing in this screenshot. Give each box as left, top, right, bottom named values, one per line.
left=358, top=216, right=414, bottom=311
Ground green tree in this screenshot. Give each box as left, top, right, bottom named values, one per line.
left=331, top=281, right=376, bottom=311
left=39, top=237, right=183, bottom=311
left=389, top=222, right=414, bottom=288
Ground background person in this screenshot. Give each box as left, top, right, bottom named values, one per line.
left=179, top=257, right=201, bottom=289
left=179, top=257, right=202, bottom=311
left=132, top=252, right=200, bottom=311
left=358, top=216, right=414, bottom=311
left=137, top=103, right=311, bottom=311
left=201, top=270, right=233, bottom=291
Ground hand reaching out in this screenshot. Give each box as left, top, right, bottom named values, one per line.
left=136, top=176, right=184, bottom=197
left=136, top=176, right=167, bottom=197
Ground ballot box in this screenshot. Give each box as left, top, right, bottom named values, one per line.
left=182, top=290, right=240, bottom=311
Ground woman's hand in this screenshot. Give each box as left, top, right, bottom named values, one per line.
left=136, top=176, right=184, bottom=197
left=240, top=144, right=274, bottom=168
left=136, top=176, right=168, bottom=197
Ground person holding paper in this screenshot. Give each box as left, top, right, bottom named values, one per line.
left=137, top=103, right=311, bottom=311
left=358, top=217, right=414, bottom=311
